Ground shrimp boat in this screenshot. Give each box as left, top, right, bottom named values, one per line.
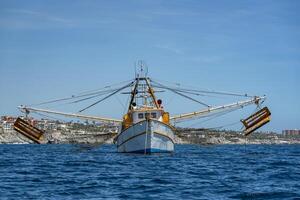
left=115, top=74, right=175, bottom=153
left=15, top=63, right=271, bottom=153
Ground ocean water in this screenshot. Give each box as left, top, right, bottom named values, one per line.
left=0, top=144, right=299, bottom=200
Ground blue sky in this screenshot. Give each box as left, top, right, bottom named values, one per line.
left=0, top=0, right=299, bottom=132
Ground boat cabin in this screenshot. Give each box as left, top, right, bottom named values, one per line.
left=132, top=109, right=163, bottom=123
left=122, top=108, right=170, bottom=130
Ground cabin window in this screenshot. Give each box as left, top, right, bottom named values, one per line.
left=138, top=113, right=144, bottom=119
left=145, top=113, right=150, bottom=119
left=151, top=113, right=157, bottom=118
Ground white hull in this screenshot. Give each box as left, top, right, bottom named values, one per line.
left=116, top=120, right=174, bottom=153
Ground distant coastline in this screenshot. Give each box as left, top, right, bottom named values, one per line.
left=175, top=128, right=300, bottom=145
left=1, top=126, right=299, bottom=145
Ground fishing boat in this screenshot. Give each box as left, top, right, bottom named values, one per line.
left=15, top=62, right=271, bottom=153
left=115, top=74, right=175, bottom=153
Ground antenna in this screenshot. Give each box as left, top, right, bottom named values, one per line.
left=134, top=61, right=138, bottom=78
left=135, top=60, right=148, bottom=78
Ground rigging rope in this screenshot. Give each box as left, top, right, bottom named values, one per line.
left=150, top=79, right=210, bottom=107
left=152, top=84, right=221, bottom=98
left=76, top=79, right=134, bottom=95
left=31, top=111, right=68, bottom=122
left=187, top=106, right=241, bottom=127
left=173, top=98, right=253, bottom=124
left=151, top=78, right=253, bottom=98
left=123, top=94, right=130, bottom=115
left=29, top=79, right=134, bottom=107
left=174, top=88, right=251, bottom=98
left=78, top=81, right=134, bottom=113
left=68, top=88, right=120, bottom=104
left=114, top=94, right=126, bottom=110
left=206, top=121, right=242, bottom=130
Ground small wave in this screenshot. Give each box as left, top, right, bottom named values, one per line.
left=231, top=191, right=300, bottom=199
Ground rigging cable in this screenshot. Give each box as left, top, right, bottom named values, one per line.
left=29, top=79, right=134, bottom=107
left=123, top=94, right=131, bottom=115
left=78, top=81, right=134, bottom=113
left=151, top=78, right=253, bottom=98
left=31, top=111, right=68, bottom=123
left=206, top=121, right=242, bottom=130
left=114, top=94, right=126, bottom=110
left=150, top=79, right=210, bottom=107
left=76, top=79, right=134, bottom=95
left=186, top=106, right=242, bottom=127
left=152, top=84, right=220, bottom=98
left=68, top=88, right=120, bottom=104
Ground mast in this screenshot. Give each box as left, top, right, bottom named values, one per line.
left=128, top=61, right=159, bottom=110
left=128, top=78, right=139, bottom=111
left=145, top=78, right=159, bottom=109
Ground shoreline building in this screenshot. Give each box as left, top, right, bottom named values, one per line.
left=282, top=129, right=300, bottom=136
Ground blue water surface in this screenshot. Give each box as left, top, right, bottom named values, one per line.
left=0, top=144, right=299, bottom=200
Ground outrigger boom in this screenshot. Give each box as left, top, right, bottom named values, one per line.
left=18, top=96, right=265, bottom=125
left=18, top=106, right=122, bottom=124
left=170, top=96, right=266, bottom=123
